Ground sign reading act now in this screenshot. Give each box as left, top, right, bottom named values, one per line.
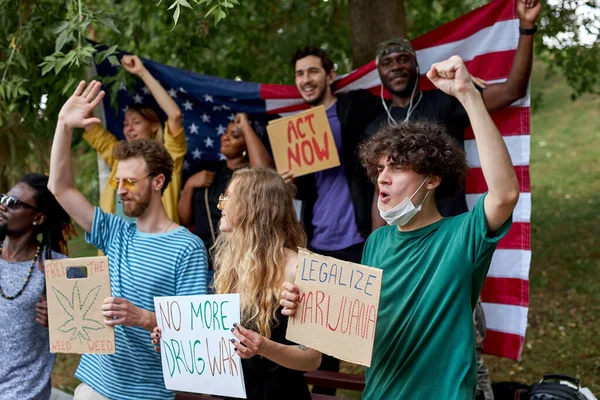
left=267, top=106, right=340, bottom=177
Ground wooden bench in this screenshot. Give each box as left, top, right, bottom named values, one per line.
left=175, top=370, right=365, bottom=399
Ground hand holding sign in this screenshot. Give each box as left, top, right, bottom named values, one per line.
left=151, top=327, right=162, bottom=352
left=36, top=300, right=49, bottom=327
left=279, top=170, right=295, bottom=185
left=280, top=282, right=300, bottom=316
left=102, top=297, right=155, bottom=331
left=230, top=323, right=268, bottom=359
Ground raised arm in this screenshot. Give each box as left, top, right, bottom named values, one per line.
left=235, top=113, right=274, bottom=167
left=48, top=81, right=105, bottom=233
left=482, top=0, right=541, bottom=113
left=427, top=57, right=519, bottom=233
left=121, top=55, right=183, bottom=134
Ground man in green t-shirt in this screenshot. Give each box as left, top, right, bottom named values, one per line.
left=281, top=55, right=519, bottom=399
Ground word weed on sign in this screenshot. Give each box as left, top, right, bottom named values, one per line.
left=267, top=105, right=340, bottom=177
left=286, top=249, right=383, bottom=367
left=154, top=294, right=246, bottom=399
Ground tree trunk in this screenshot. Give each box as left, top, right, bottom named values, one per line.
left=348, top=0, right=408, bottom=68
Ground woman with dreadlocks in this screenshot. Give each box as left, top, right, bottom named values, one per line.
left=0, top=173, right=75, bottom=400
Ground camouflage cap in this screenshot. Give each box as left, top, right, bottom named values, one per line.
left=375, top=38, right=416, bottom=64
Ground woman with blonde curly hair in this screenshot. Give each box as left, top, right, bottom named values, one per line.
left=216, top=167, right=321, bottom=399
left=153, top=167, right=320, bottom=399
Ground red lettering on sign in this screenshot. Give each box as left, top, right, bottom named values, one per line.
left=313, top=133, right=330, bottom=161
left=287, top=120, right=299, bottom=143
left=304, top=113, right=316, bottom=134
left=50, top=340, right=72, bottom=352
left=86, top=340, right=114, bottom=352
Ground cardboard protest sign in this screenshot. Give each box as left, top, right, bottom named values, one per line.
left=286, top=248, right=383, bottom=367
left=45, top=256, right=114, bottom=354
left=154, top=294, right=246, bottom=399
left=266, top=106, right=340, bottom=177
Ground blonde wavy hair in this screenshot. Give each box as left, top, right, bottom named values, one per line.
left=212, top=167, right=306, bottom=338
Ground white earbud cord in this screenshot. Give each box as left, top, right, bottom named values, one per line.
left=380, top=69, right=423, bottom=127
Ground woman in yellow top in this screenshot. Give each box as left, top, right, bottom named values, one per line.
left=83, top=55, right=186, bottom=223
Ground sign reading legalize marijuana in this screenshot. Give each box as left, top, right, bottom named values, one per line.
left=286, top=249, right=383, bottom=367
left=154, top=294, right=246, bottom=399
left=45, top=256, right=115, bottom=354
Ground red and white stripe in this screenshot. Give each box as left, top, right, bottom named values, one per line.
left=261, top=0, right=530, bottom=360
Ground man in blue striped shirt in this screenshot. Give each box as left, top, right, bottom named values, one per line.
left=49, top=80, right=209, bottom=400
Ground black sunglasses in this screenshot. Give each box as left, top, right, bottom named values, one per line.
left=0, top=194, right=38, bottom=210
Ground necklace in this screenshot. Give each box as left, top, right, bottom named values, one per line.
left=0, top=242, right=42, bottom=300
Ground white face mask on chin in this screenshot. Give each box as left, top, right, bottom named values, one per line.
left=378, top=176, right=431, bottom=227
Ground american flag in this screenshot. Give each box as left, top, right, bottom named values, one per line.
left=95, top=0, right=530, bottom=360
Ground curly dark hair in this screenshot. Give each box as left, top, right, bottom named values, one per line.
left=113, top=139, right=174, bottom=194
left=359, top=122, right=467, bottom=199
left=291, top=45, right=335, bottom=74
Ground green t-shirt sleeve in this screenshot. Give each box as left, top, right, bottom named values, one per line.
left=460, top=192, right=512, bottom=269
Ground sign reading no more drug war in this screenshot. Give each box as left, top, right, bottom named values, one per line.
left=286, top=249, right=383, bottom=367
left=45, top=256, right=115, bottom=354
left=154, top=294, right=246, bottom=399
left=267, top=105, right=340, bottom=177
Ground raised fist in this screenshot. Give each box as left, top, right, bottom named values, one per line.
left=121, top=55, right=147, bottom=76
left=426, top=56, right=476, bottom=100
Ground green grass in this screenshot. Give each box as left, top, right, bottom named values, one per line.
left=52, top=61, right=600, bottom=397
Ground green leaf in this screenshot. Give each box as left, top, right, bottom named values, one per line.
left=107, top=55, right=120, bottom=66
left=97, top=17, right=121, bottom=34
left=51, top=21, right=70, bottom=35
left=81, top=286, right=102, bottom=317
left=205, top=3, right=219, bottom=17
left=16, top=86, right=29, bottom=97
left=178, top=0, right=193, bottom=8
left=52, top=286, right=74, bottom=313
left=104, top=44, right=119, bottom=56
left=172, top=4, right=181, bottom=28
left=62, top=77, right=78, bottom=95
left=54, top=58, right=68, bottom=74
left=55, top=29, right=70, bottom=53
left=41, top=62, right=55, bottom=76
left=15, top=52, right=28, bottom=70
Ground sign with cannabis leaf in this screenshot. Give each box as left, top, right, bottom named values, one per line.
left=45, top=256, right=115, bottom=354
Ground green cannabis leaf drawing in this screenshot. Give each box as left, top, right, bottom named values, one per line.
left=52, top=282, right=105, bottom=343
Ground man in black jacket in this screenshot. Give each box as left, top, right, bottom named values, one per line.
left=288, top=45, right=383, bottom=395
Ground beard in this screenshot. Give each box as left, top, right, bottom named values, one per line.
left=301, top=82, right=328, bottom=107
left=121, top=187, right=152, bottom=218
left=384, top=74, right=419, bottom=99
